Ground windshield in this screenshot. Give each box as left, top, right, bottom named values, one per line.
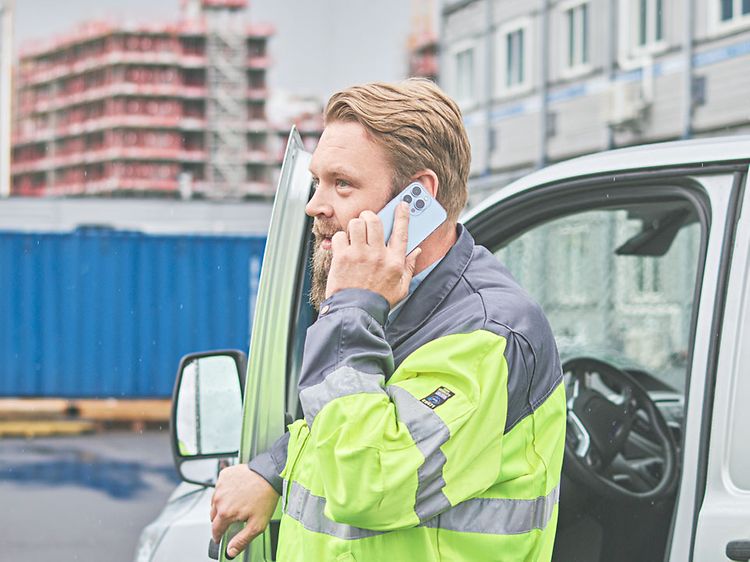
left=494, top=203, right=702, bottom=394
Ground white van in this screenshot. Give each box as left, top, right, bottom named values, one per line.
left=134, top=131, right=750, bottom=562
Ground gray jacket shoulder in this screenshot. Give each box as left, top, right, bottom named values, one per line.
left=415, top=244, right=562, bottom=431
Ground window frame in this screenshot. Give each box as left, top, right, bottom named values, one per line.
left=457, top=47, right=476, bottom=104
left=560, top=0, right=592, bottom=78
left=551, top=221, right=596, bottom=305
left=449, top=39, right=478, bottom=108
left=632, top=256, right=663, bottom=297
left=618, top=0, right=668, bottom=62
left=495, top=17, right=533, bottom=97
left=709, top=0, right=750, bottom=36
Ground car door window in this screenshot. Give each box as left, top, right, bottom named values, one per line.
left=496, top=205, right=700, bottom=394
left=492, top=198, right=704, bottom=562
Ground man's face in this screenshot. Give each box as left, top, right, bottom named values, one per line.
left=306, top=120, right=396, bottom=309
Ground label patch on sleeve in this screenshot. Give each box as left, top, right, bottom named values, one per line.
left=420, top=386, right=455, bottom=409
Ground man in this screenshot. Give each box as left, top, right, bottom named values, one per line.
left=211, top=79, right=566, bottom=561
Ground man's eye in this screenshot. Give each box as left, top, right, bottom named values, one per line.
left=335, top=179, right=350, bottom=188
left=311, top=178, right=320, bottom=189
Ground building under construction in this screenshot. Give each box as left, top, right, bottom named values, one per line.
left=11, top=0, right=275, bottom=199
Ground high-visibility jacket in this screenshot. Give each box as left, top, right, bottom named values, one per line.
left=250, top=226, right=566, bottom=562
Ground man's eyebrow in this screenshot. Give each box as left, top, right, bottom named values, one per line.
left=309, top=164, right=360, bottom=181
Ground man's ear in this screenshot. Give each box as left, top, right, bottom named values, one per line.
left=411, top=170, right=439, bottom=199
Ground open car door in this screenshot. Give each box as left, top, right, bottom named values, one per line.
left=221, top=128, right=312, bottom=562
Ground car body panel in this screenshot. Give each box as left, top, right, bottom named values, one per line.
left=134, top=482, right=213, bottom=562
left=692, top=166, right=750, bottom=561
left=465, top=135, right=750, bottom=223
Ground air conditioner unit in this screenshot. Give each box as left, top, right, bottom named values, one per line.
left=607, top=59, right=654, bottom=132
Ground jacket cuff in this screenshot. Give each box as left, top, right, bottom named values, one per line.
left=248, top=453, right=282, bottom=495
left=320, top=288, right=390, bottom=326
left=247, top=433, right=290, bottom=495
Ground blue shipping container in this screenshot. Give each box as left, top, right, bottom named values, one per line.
left=0, top=228, right=265, bottom=398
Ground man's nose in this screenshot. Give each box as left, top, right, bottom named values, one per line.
left=305, top=186, right=333, bottom=218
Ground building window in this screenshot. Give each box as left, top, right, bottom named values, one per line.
left=455, top=47, right=475, bottom=103
left=497, top=19, right=531, bottom=95
left=565, top=2, right=590, bottom=69
left=720, top=0, right=750, bottom=21
left=635, top=258, right=662, bottom=295
left=636, top=0, right=664, bottom=47
left=555, top=225, right=592, bottom=304
left=506, top=29, right=525, bottom=87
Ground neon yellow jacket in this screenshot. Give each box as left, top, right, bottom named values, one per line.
left=252, top=228, right=566, bottom=561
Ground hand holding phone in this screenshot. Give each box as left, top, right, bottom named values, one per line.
left=377, top=181, right=447, bottom=255
left=326, top=181, right=446, bottom=306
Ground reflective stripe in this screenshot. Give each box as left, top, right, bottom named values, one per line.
left=424, top=485, right=560, bottom=535
left=282, top=479, right=560, bottom=538
left=300, top=367, right=385, bottom=425
left=386, top=385, right=452, bottom=522
left=284, top=480, right=384, bottom=540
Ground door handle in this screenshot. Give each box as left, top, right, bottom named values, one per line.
left=727, top=540, right=750, bottom=561
left=208, top=538, right=220, bottom=560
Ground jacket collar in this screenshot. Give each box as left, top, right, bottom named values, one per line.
left=385, top=224, right=474, bottom=348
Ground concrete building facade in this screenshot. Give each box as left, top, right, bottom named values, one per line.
left=441, top=0, right=750, bottom=202
left=11, top=0, right=275, bottom=199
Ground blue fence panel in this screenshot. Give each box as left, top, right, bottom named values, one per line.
left=0, top=228, right=266, bottom=398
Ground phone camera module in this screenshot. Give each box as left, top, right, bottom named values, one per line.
left=403, top=194, right=413, bottom=204
left=411, top=185, right=422, bottom=196
left=415, top=199, right=426, bottom=210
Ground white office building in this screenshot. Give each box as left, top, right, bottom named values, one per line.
left=441, top=0, right=750, bottom=202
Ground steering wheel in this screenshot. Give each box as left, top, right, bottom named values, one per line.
left=563, top=357, right=678, bottom=502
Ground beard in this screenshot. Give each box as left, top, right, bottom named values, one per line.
left=309, top=218, right=343, bottom=310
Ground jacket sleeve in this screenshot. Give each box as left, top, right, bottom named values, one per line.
left=248, top=432, right=289, bottom=495
left=296, top=288, right=514, bottom=531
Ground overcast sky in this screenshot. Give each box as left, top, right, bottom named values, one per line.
left=13, top=0, right=419, bottom=101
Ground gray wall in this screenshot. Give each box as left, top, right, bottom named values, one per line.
left=0, top=197, right=272, bottom=235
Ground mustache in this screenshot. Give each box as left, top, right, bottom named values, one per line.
left=312, top=219, right=343, bottom=240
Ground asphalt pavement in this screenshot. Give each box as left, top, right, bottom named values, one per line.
left=0, top=430, right=180, bottom=562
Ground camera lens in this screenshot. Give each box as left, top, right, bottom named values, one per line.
left=411, top=185, right=422, bottom=196
left=403, top=194, right=413, bottom=204
left=415, top=199, right=425, bottom=210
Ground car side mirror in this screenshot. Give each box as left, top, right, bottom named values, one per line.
left=170, top=350, right=246, bottom=486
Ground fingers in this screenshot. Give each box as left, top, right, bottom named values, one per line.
left=387, top=202, right=410, bottom=255
left=331, top=230, right=348, bottom=254
left=405, top=247, right=422, bottom=274
left=360, top=210, right=384, bottom=246
left=226, top=522, right=264, bottom=559
left=347, top=217, right=367, bottom=246
left=211, top=511, right=231, bottom=544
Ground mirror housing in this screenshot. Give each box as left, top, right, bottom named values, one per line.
left=170, top=350, right=247, bottom=486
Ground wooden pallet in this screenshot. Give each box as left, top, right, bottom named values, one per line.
left=0, top=420, right=96, bottom=438
left=0, top=398, right=171, bottom=434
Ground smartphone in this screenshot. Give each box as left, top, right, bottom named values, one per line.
left=377, top=181, right=447, bottom=255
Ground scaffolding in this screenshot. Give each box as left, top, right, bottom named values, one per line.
left=204, top=1, right=249, bottom=198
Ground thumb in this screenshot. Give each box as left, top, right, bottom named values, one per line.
left=225, top=523, right=260, bottom=559
left=405, top=247, right=422, bottom=278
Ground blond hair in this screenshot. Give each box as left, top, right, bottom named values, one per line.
left=324, top=79, right=471, bottom=222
